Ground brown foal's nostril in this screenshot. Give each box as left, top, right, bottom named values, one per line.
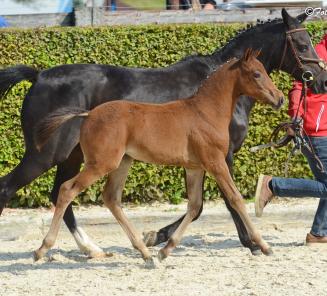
left=279, top=96, right=285, bottom=106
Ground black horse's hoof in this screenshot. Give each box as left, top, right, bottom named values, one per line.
left=251, top=249, right=262, bottom=256
left=144, top=257, right=156, bottom=269
left=157, top=249, right=167, bottom=262
left=143, top=231, right=158, bottom=247
left=263, top=248, right=274, bottom=256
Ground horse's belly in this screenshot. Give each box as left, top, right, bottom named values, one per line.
left=126, top=143, right=198, bottom=168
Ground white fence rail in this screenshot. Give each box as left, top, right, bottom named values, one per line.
left=2, top=7, right=326, bottom=28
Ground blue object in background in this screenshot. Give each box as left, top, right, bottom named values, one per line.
left=58, top=0, right=73, bottom=13
left=0, top=16, right=8, bottom=27
left=111, top=0, right=117, bottom=11
left=2, top=0, right=74, bottom=15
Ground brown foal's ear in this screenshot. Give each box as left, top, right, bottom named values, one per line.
left=253, top=49, right=261, bottom=59
left=241, top=48, right=261, bottom=63
left=241, top=48, right=253, bottom=62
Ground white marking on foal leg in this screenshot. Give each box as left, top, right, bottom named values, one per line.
left=72, top=227, right=108, bottom=258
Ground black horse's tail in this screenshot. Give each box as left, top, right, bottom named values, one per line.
left=0, top=65, right=39, bottom=99
left=34, top=107, right=89, bottom=151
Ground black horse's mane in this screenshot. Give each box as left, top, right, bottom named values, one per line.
left=176, top=17, right=284, bottom=65
left=222, top=18, right=284, bottom=47
left=229, top=17, right=283, bottom=43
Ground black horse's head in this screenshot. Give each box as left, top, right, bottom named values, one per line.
left=279, top=8, right=327, bottom=93
left=216, top=9, right=327, bottom=94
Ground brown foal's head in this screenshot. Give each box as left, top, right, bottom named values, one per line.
left=236, top=48, right=284, bottom=109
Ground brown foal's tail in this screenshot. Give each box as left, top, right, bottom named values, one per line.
left=34, top=107, right=89, bottom=151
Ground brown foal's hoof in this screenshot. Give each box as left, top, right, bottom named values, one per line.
left=263, top=248, right=274, bottom=256
left=144, top=257, right=156, bottom=269
left=33, top=250, right=42, bottom=262
left=143, top=231, right=157, bottom=247
left=251, top=249, right=262, bottom=256
left=157, top=249, right=167, bottom=262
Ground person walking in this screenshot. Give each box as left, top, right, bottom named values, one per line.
left=255, top=33, right=327, bottom=244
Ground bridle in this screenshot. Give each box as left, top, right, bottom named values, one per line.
left=279, top=27, right=327, bottom=84
left=251, top=27, right=327, bottom=152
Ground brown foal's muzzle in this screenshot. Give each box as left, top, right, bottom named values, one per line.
left=265, top=89, right=284, bottom=110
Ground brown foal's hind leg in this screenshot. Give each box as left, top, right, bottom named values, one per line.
left=102, top=156, right=154, bottom=268
left=158, top=168, right=204, bottom=261
left=204, top=153, right=272, bottom=255
left=34, top=166, right=105, bottom=261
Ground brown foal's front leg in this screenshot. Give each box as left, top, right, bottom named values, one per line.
left=143, top=169, right=204, bottom=248
left=158, top=168, right=204, bottom=261
left=102, top=156, right=155, bottom=268
left=203, top=151, right=272, bottom=255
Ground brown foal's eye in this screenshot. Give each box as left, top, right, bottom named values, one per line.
left=253, top=71, right=261, bottom=79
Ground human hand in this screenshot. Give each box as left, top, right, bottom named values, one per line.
left=287, top=126, right=295, bottom=136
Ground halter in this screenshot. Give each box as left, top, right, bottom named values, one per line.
left=279, top=28, right=327, bottom=82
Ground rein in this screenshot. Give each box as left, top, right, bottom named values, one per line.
left=250, top=75, right=325, bottom=175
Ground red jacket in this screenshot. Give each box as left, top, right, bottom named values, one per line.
left=288, top=34, right=327, bottom=136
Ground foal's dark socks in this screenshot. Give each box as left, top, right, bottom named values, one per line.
left=154, top=232, right=167, bottom=246
left=153, top=217, right=185, bottom=245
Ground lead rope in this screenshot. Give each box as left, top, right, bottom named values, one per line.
left=283, top=78, right=307, bottom=176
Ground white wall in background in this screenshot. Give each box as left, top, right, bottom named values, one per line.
left=0, top=0, right=73, bottom=15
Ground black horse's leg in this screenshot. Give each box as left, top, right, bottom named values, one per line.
left=220, top=194, right=260, bottom=254
left=144, top=204, right=203, bottom=247
left=0, top=150, right=54, bottom=214
left=222, top=152, right=261, bottom=255
left=144, top=171, right=204, bottom=246
left=50, top=145, right=106, bottom=258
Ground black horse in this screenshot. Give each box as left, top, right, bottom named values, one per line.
left=0, top=9, right=326, bottom=257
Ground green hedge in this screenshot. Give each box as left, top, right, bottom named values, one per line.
left=0, top=22, right=326, bottom=207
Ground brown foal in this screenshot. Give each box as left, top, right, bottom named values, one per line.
left=33, top=49, right=284, bottom=266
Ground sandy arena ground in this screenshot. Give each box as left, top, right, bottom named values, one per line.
left=0, top=199, right=326, bottom=296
